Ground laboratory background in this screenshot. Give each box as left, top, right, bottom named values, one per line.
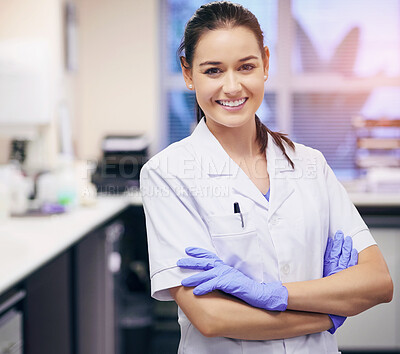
left=0, top=0, right=399, bottom=353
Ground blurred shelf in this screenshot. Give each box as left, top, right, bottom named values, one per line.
left=353, top=117, right=400, bottom=128
left=357, top=138, right=400, bottom=149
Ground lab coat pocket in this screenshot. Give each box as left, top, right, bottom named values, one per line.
left=206, top=211, right=263, bottom=282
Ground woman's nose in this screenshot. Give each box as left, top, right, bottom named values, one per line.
left=223, top=72, right=241, bottom=95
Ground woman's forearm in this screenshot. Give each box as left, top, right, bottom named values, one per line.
left=170, top=286, right=332, bottom=340
left=285, top=245, right=393, bottom=316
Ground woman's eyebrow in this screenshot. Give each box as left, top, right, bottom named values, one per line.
left=199, top=55, right=259, bottom=67
left=239, top=55, right=259, bottom=62
left=199, top=60, right=222, bottom=66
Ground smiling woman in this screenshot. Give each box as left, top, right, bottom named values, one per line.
left=140, top=2, right=393, bottom=354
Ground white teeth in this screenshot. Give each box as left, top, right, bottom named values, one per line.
left=219, top=98, right=246, bottom=107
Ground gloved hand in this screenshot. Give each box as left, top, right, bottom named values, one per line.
left=324, top=230, right=358, bottom=334
left=324, top=230, right=358, bottom=277
left=177, top=247, right=288, bottom=311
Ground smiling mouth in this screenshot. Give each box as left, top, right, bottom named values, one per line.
left=216, top=98, right=248, bottom=107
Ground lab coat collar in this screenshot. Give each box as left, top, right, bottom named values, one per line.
left=265, top=133, right=296, bottom=219
left=190, top=118, right=295, bottom=216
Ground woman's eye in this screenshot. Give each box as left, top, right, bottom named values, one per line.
left=204, top=67, right=222, bottom=75
left=240, top=64, right=255, bottom=71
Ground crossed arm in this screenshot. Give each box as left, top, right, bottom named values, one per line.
left=170, top=286, right=333, bottom=340
left=170, top=245, right=393, bottom=340
left=285, top=244, right=392, bottom=317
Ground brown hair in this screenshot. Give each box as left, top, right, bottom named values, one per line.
left=178, top=1, right=295, bottom=168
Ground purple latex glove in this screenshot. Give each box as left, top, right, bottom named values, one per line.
left=324, top=230, right=358, bottom=277
left=324, top=230, right=358, bottom=334
left=177, top=247, right=288, bottom=311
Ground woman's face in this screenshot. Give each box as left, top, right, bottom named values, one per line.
left=182, top=26, right=269, bottom=129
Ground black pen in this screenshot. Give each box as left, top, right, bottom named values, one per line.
left=234, top=202, right=244, bottom=228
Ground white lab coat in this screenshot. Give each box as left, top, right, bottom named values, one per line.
left=140, top=118, right=376, bottom=354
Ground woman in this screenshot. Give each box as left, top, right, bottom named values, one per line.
left=140, top=2, right=393, bottom=353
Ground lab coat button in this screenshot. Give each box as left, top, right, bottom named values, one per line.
left=281, top=264, right=290, bottom=275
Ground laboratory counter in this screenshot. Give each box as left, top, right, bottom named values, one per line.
left=0, top=193, right=143, bottom=354
left=0, top=194, right=143, bottom=296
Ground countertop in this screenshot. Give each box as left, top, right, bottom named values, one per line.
left=0, top=193, right=142, bottom=295
left=347, top=192, right=400, bottom=207
left=0, top=190, right=399, bottom=295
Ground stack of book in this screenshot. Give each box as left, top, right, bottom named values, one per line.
left=352, top=116, right=400, bottom=169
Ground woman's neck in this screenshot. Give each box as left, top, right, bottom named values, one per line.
left=205, top=116, right=260, bottom=160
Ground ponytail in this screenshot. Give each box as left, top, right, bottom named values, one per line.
left=196, top=100, right=205, bottom=123
left=255, top=115, right=295, bottom=169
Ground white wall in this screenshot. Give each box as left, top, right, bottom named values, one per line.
left=76, top=0, right=159, bottom=160
left=0, top=0, right=159, bottom=165
left=0, top=0, right=77, bottom=169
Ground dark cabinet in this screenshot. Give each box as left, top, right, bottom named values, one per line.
left=22, top=214, right=125, bottom=354
left=24, top=251, right=74, bottom=354
left=74, top=218, right=123, bottom=354
left=14, top=204, right=179, bottom=354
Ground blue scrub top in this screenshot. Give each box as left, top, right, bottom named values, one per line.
left=264, top=188, right=270, bottom=201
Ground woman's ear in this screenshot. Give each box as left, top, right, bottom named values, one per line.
left=180, top=56, right=194, bottom=90
left=263, top=46, right=270, bottom=80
